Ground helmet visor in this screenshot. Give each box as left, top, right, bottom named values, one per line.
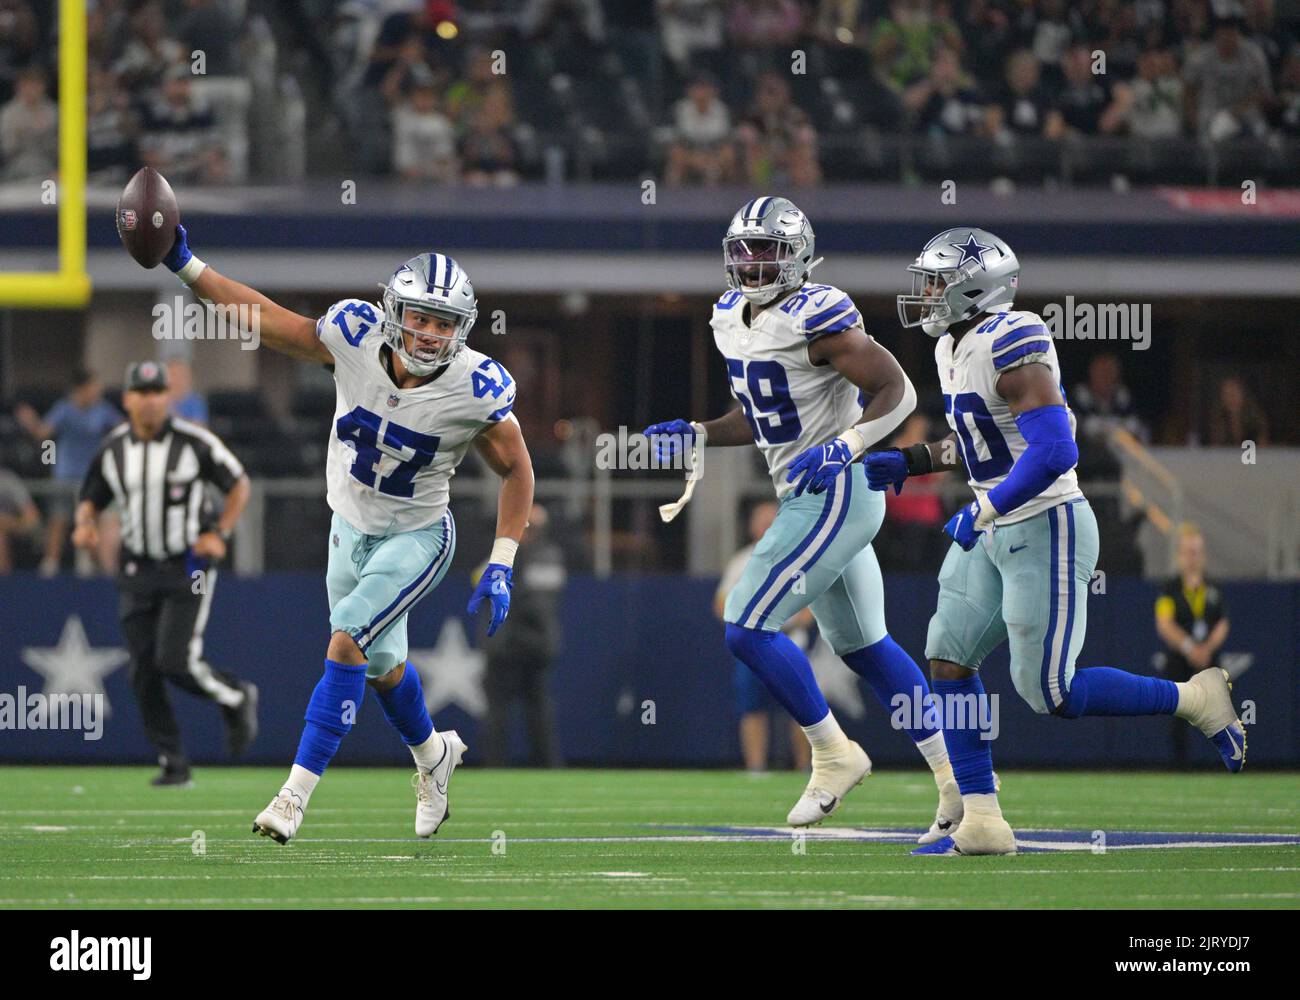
left=724, top=235, right=795, bottom=292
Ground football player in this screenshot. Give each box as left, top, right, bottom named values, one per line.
left=869, top=227, right=1246, bottom=856
left=645, top=197, right=961, bottom=837
left=155, top=227, right=534, bottom=844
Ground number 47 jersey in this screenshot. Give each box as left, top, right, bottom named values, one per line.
left=317, top=298, right=516, bottom=536
left=937, top=308, right=1082, bottom=527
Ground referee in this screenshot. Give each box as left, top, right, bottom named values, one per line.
left=72, top=361, right=258, bottom=786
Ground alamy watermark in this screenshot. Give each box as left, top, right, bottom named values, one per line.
left=152, top=295, right=261, bottom=351
left=595, top=427, right=699, bottom=471
left=1043, top=295, right=1151, bottom=351
left=890, top=685, right=999, bottom=741
left=0, top=688, right=103, bottom=740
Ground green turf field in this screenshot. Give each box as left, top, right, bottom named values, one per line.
left=0, top=766, right=1296, bottom=909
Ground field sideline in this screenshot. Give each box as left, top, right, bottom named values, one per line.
left=0, top=766, right=1296, bottom=909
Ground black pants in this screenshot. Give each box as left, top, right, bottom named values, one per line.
left=482, top=650, right=562, bottom=767
left=117, top=559, right=243, bottom=767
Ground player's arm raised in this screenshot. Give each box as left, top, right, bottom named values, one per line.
left=165, top=225, right=332, bottom=365
left=786, top=327, right=918, bottom=495
left=467, top=413, right=535, bottom=637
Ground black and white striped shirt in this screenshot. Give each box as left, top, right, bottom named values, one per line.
left=80, top=418, right=246, bottom=561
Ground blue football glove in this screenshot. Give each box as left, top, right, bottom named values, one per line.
left=468, top=563, right=513, bottom=637
left=642, top=420, right=697, bottom=462
left=786, top=437, right=853, bottom=496
left=162, top=223, right=193, bottom=273
left=943, top=495, right=998, bottom=551
left=865, top=448, right=909, bottom=495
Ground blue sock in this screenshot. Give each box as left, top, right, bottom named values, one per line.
left=841, top=635, right=940, bottom=744
left=293, top=658, right=367, bottom=775
left=1058, top=667, right=1179, bottom=719
left=725, top=623, right=828, bottom=726
left=374, top=661, right=434, bottom=746
left=933, top=675, right=996, bottom=795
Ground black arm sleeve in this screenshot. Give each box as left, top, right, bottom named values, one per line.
left=78, top=448, right=113, bottom=511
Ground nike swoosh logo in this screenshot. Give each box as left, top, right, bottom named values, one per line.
left=1005, top=316, right=1022, bottom=326
left=431, top=743, right=451, bottom=795
left=1227, top=729, right=1243, bottom=761
left=1009, top=544, right=1028, bottom=553
left=937, top=819, right=952, bottom=831
left=819, top=796, right=839, bottom=814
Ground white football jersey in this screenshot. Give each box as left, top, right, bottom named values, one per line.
left=316, top=298, right=515, bottom=536
left=935, top=308, right=1082, bottom=526
left=711, top=282, right=867, bottom=498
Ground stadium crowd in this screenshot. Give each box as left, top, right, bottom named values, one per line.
left=1, top=0, right=1298, bottom=185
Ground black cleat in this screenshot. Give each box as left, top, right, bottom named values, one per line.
left=224, top=682, right=259, bottom=759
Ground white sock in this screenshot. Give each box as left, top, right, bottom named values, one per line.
left=1172, top=680, right=1201, bottom=721
left=915, top=731, right=953, bottom=787
left=282, top=764, right=319, bottom=808
left=409, top=730, right=447, bottom=772
left=801, top=711, right=849, bottom=755
left=963, top=791, right=1003, bottom=819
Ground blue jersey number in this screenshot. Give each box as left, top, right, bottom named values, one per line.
left=335, top=406, right=440, bottom=498
left=472, top=358, right=512, bottom=399
left=331, top=302, right=378, bottom=346
left=946, top=392, right=1013, bottom=480
left=726, top=358, right=802, bottom=444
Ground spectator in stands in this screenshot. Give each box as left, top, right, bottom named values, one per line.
left=113, top=1, right=185, bottom=91
left=520, top=0, right=607, bottom=46
left=0, top=0, right=39, bottom=104
left=658, top=0, right=727, bottom=77
left=380, top=34, right=447, bottom=109
left=87, top=63, right=139, bottom=184
left=172, top=0, right=243, bottom=77
left=480, top=503, right=566, bottom=768
left=715, top=500, right=812, bottom=773
left=666, top=73, right=736, bottom=185
left=1029, top=0, right=1075, bottom=69
left=1206, top=375, right=1270, bottom=447
left=1053, top=43, right=1132, bottom=137
left=0, top=64, right=55, bottom=180
left=166, top=358, right=208, bottom=425
left=460, top=86, right=519, bottom=186
left=988, top=48, right=1062, bottom=140
left=1183, top=13, right=1273, bottom=142
left=1072, top=353, right=1146, bottom=479
left=444, top=47, right=508, bottom=130
left=1127, top=46, right=1186, bottom=139
left=727, top=0, right=805, bottom=51
left=139, top=64, right=228, bottom=186
left=1155, top=523, right=1230, bottom=765
left=905, top=44, right=992, bottom=137
left=869, top=0, right=963, bottom=93
left=1278, top=47, right=1300, bottom=136
left=392, top=77, right=459, bottom=183
left=0, top=465, right=39, bottom=574
left=736, top=71, right=821, bottom=187
left=13, top=370, right=122, bottom=577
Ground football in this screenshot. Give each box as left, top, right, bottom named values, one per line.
left=115, top=166, right=180, bottom=268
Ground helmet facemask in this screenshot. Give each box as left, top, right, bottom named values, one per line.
left=381, top=289, right=477, bottom=376
left=897, top=265, right=962, bottom=337
left=724, top=234, right=807, bottom=305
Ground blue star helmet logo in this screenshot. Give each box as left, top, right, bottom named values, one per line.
left=949, top=233, right=995, bottom=270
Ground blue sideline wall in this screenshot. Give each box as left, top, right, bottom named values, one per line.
left=0, top=574, right=1295, bottom=768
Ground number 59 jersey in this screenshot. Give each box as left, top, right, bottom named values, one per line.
left=936, top=309, right=1082, bottom=527
left=711, top=283, right=866, bottom=499
left=317, top=298, right=516, bottom=536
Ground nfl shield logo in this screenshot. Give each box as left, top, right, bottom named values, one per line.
left=119, top=209, right=137, bottom=231
left=386, top=393, right=399, bottom=408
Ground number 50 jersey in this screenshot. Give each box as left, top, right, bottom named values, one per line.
left=317, top=298, right=516, bottom=536
left=711, top=282, right=866, bottom=499
left=936, top=308, right=1082, bottom=527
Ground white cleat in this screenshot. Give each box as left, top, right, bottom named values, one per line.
left=914, top=808, right=1017, bottom=856
left=786, top=740, right=871, bottom=826
left=917, top=771, right=1002, bottom=845
left=414, top=730, right=467, bottom=837
left=252, top=790, right=304, bottom=845
left=1180, top=668, right=1247, bottom=773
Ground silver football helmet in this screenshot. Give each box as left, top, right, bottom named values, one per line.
left=379, top=252, right=478, bottom=375
left=897, top=227, right=1019, bottom=337
left=723, top=196, right=822, bottom=305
